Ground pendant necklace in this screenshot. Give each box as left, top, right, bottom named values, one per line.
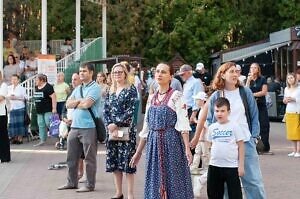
left=156, top=87, right=171, bottom=104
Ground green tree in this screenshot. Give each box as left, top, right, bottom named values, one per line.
left=278, top=0, right=300, bottom=28
left=4, top=0, right=300, bottom=67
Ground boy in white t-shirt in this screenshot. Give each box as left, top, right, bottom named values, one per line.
left=207, top=97, right=245, bottom=199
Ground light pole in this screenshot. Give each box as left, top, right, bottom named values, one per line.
left=102, top=0, right=107, bottom=59
left=41, top=0, right=47, bottom=54
left=76, top=0, right=81, bottom=60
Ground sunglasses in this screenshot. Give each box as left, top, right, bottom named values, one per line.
left=112, top=71, right=124, bottom=75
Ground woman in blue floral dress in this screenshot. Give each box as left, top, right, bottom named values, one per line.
left=104, top=63, right=137, bottom=199
left=130, top=63, right=193, bottom=199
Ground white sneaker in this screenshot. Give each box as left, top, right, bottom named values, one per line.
left=294, top=153, right=300, bottom=158
left=33, top=141, right=45, bottom=147
left=288, top=152, right=295, bottom=157
left=78, top=175, right=87, bottom=183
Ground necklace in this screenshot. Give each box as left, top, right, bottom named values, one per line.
left=156, top=94, right=167, bottom=104
left=158, top=87, right=170, bottom=95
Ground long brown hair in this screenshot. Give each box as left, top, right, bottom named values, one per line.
left=212, top=62, right=241, bottom=90
left=250, top=63, right=262, bottom=77
left=96, top=72, right=107, bottom=84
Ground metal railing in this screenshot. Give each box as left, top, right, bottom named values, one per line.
left=20, top=37, right=101, bottom=99
left=20, top=74, right=37, bottom=101
left=5, top=38, right=95, bottom=56
left=56, top=37, right=102, bottom=72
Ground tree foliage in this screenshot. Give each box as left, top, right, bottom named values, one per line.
left=3, top=0, right=300, bottom=66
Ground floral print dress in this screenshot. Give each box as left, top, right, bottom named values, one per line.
left=104, top=85, right=137, bottom=173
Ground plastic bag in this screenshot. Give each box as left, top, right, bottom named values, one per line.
left=48, top=114, right=60, bottom=137
left=59, top=120, right=69, bottom=138
left=266, top=93, right=273, bottom=109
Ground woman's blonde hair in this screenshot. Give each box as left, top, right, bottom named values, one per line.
left=212, top=62, right=242, bottom=90
left=286, top=73, right=297, bottom=88
left=109, top=63, right=131, bottom=93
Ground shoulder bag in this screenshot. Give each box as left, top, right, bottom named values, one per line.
left=80, top=85, right=106, bottom=142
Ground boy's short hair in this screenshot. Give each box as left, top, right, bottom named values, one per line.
left=214, top=97, right=230, bottom=111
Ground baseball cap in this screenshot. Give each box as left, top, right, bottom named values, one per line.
left=192, top=91, right=207, bottom=101
left=236, top=64, right=241, bottom=71
left=178, top=64, right=193, bottom=75
left=196, top=62, right=204, bottom=71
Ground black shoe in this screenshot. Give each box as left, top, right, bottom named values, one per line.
left=111, top=194, right=123, bottom=199
left=11, top=140, right=18, bottom=144
left=1, top=160, right=11, bottom=163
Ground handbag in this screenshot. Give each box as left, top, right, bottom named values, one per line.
left=255, top=136, right=265, bottom=152
left=80, top=85, right=106, bottom=142
left=108, top=127, right=130, bottom=141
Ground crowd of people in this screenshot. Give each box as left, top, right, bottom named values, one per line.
left=1, top=57, right=300, bottom=198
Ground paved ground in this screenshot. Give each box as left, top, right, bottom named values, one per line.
left=0, top=122, right=299, bottom=199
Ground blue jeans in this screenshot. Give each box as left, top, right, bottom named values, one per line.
left=37, top=112, right=52, bottom=142
left=241, top=138, right=266, bottom=199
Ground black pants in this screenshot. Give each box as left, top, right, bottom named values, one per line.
left=257, top=103, right=270, bottom=152
left=207, top=165, right=242, bottom=199
left=0, top=114, right=11, bottom=163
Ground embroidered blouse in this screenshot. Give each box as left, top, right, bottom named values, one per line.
left=139, top=90, right=191, bottom=138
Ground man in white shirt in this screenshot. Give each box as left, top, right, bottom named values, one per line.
left=178, top=64, right=204, bottom=139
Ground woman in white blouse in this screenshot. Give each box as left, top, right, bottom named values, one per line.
left=283, top=73, right=300, bottom=157
left=130, top=63, right=193, bottom=199
left=7, top=74, right=27, bottom=144
left=0, top=71, right=11, bottom=163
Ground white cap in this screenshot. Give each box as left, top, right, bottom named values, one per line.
left=196, top=62, right=204, bottom=71
left=236, top=64, right=241, bottom=70
left=192, top=91, right=207, bottom=101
